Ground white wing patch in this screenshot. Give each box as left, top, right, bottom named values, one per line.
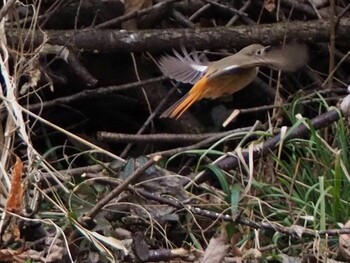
left=220, top=65, right=240, bottom=71
left=192, top=64, right=208, bottom=72
left=206, top=64, right=241, bottom=80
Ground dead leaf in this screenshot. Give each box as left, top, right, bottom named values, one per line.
left=42, top=243, right=66, bottom=262
left=201, top=232, right=229, bottom=263
left=0, top=248, right=27, bottom=262
left=6, top=157, right=24, bottom=213
left=90, top=231, right=129, bottom=255
left=241, top=248, right=262, bottom=260
left=0, top=248, right=42, bottom=262
left=230, top=232, right=243, bottom=257
left=20, top=63, right=41, bottom=95
left=264, top=0, right=276, bottom=12
left=277, top=254, right=302, bottom=263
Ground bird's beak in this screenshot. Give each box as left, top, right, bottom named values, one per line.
left=260, top=45, right=271, bottom=55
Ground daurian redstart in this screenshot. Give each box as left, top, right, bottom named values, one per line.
left=158, top=43, right=308, bottom=119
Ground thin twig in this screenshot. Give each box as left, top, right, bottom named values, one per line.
left=322, top=51, right=350, bottom=88
left=203, top=0, right=248, bottom=17
left=327, top=0, right=336, bottom=89
left=120, top=84, right=178, bottom=158
left=281, top=0, right=320, bottom=18
left=95, top=0, right=182, bottom=29
left=172, top=9, right=195, bottom=28
left=21, top=107, right=125, bottom=163
left=197, top=108, right=341, bottom=184
left=27, top=76, right=167, bottom=111
left=81, top=155, right=161, bottom=221
left=226, top=0, right=252, bottom=26
left=335, top=3, right=350, bottom=26
left=189, top=3, right=211, bottom=21
left=120, top=53, right=156, bottom=158
left=98, top=130, right=255, bottom=143
left=135, top=188, right=350, bottom=237
left=149, top=125, right=258, bottom=158
left=66, top=49, right=98, bottom=87
left=0, top=0, right=16, bottom=22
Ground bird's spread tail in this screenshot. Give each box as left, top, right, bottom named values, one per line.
left=160, top=92, right=202, bottom=119
left=160, top=77, right=207, bottom=119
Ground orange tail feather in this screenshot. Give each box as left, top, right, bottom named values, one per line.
left=160, top=77, right=207, bottom=119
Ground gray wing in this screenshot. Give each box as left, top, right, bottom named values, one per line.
left=158, top=47, right=209, bottom=84
left=206, top=43, right=308, bottom=81
left=257, top=43, right=309, bottom=72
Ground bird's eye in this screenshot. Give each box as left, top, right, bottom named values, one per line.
left=255, top=48, right=264, bottom=55
left=256, top=46, right=271, bottom=55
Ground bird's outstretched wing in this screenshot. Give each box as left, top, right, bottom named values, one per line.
left=257, top=43, right=309, bottom=72
left=206, top=43, right=308, bottom=81
left=158, top=47, right=209, bottom=84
